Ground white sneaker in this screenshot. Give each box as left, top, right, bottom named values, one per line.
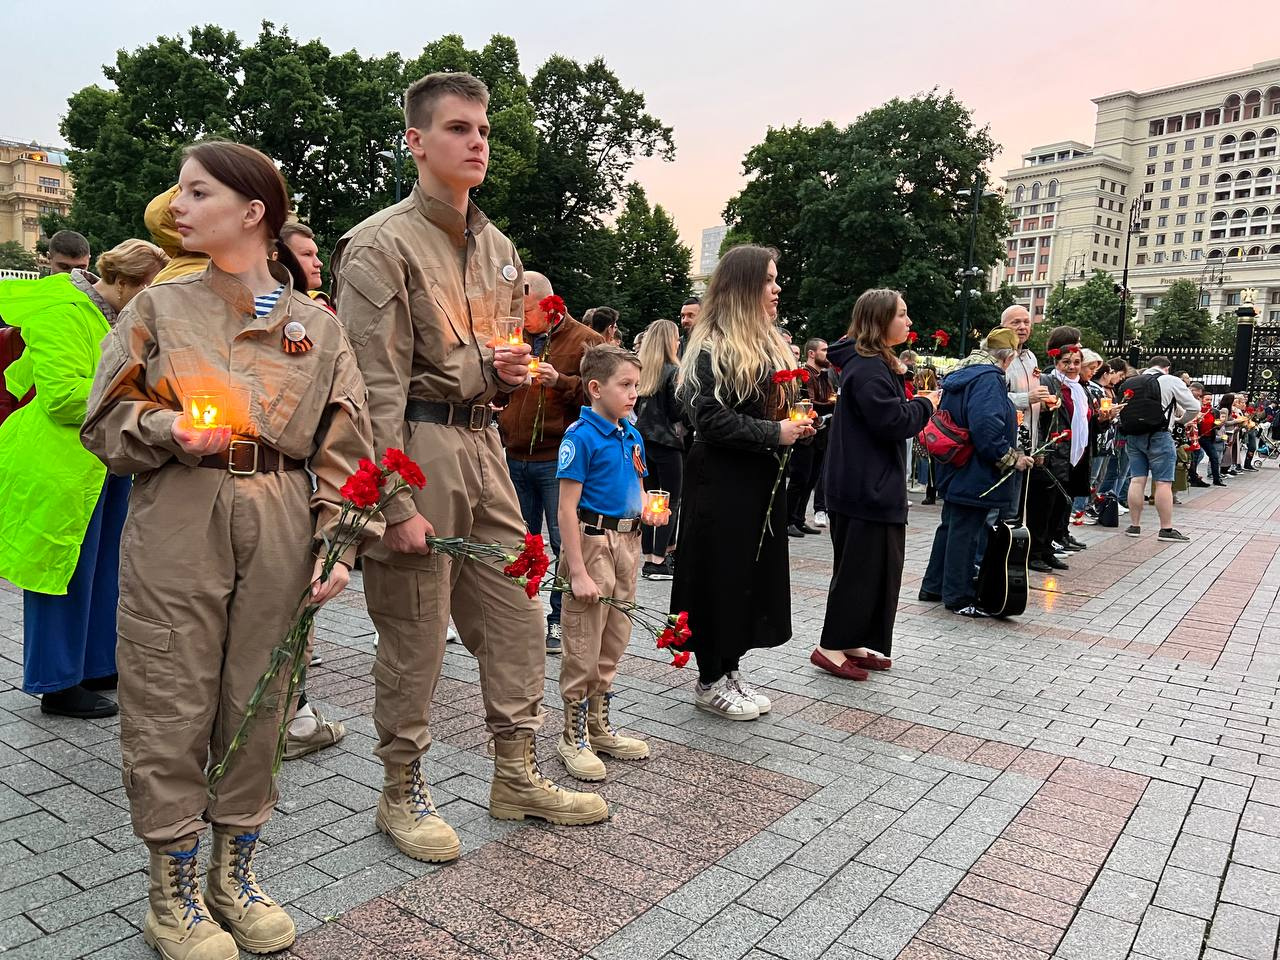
left=813, top=511, right=829, bottom=528
left=446, top=621, right=460, bottom=643
left=727, top=670, right=771, bottom=715
left=694, top=676, right=760, bottom=721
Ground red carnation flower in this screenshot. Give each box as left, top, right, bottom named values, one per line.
left=908, top=331, right=919, bottom=344
left=539, top=294, right=566, bottom=321
left=1047, top=348, right=1061, bottom=359
left=772, top=370, right=793, bottom=384
left=1123, top=389, right=1134, bottom=399
left=381, top=448, right=426, bottom=489
left=340, top=470, right=382, bottom=509
left=797, top=369, right=810, bottom=383
left=933, top=330, right=950, bottom=348
left=671, top=650, right=691, bottom=668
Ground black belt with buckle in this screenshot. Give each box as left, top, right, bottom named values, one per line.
left=577, top=508, right=641, bottom=535
left=405, top=397, right=491, bottom=431
left=198, top=439, right=306, bottom=475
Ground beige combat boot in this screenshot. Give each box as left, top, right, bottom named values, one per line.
left=204, top=828, right=296, bottom=954
left=142, top=837, right=238, bottom=960
left=490, top=733, right=610, bottom=824
left=587, top=691, right=650, bottom=761
left=557, top=698, right=607, bottom=781
left=375, top=758, right=461, bottom=862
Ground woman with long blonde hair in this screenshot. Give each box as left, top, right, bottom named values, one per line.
left=634, top=318, right=683, bottom=577
left=671, top=245, right=814, bottom=720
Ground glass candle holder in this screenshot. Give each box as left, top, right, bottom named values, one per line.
left=1099, top=397, right=1113, bottom=412
left=186, top=392, right=226, bottom=430
left=495, top=317, right=524, bottom=346
left=788, top=399, right=814, bottom=422
left=645, top=489, right=670, bottom=517
left=528, top=358, right=541, bottom=375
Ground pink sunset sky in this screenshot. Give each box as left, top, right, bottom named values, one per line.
left=4, top=0, right=1278, bottom=260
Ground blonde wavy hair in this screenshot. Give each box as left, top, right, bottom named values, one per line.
left=637, top=318, right=679, bottom=397
left=96, top=238, right=169, bottom=285
left=677, top=244, right=792, bottom=406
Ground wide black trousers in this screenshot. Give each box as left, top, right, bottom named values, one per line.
left=818, top=512, right=906, bottom=656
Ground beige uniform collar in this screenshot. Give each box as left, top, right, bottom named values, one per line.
left=411, top=183, right=490, bottom=244
left=200, top=259, right=296, bottom=331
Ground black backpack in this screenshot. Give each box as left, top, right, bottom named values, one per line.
left=1118, top=374, right=1172, bottom=435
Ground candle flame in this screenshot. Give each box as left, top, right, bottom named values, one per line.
left=189, top=400, right=219, bottom=428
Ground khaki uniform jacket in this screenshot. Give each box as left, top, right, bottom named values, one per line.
left=498, top=316, right=603, bottom=462
left=331, top=184, right=524, bottom=525
left=81, top=261, right=378, bottom=564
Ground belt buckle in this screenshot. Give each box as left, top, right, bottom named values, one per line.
left=616, top=517, right=635, bottom=533
left=468, top=404, right=488, bottom=431
left=227, top=439, right=259, bottom=476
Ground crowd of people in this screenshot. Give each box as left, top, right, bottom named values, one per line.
left=0, top=67, right=1266, bottom=960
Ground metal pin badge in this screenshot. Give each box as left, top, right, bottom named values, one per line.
left=282, top=320, right=313, bottom=354
left=502, top=264, right=518, bottom=282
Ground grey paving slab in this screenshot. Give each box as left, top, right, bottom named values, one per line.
left=1206, top=903, right=1280, bottom=960
left=1131, top=905, right=1207, bottom=960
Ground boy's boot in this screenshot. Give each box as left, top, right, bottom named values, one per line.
left=376, top=758, right=461, bottom=862
left=205, top=828, right=295, bottom=954
left=143, top=836, right=238, bottom=960
left=490, top=732, right=610, bottom=824
left=556, top=698, right=607, bottom=781
left=587, top=691, right=650, bottom=760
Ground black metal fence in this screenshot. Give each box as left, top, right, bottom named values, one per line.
left=1102, top=342, right=1235, bottom=386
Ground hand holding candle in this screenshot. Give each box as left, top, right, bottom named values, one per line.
left=173, top=392, right=231, bottom=456
left=789, top=399, right=814, bottom=422
left=495, top=317, right=524, bottom=346
left=644, top=488, right=671, bottom=526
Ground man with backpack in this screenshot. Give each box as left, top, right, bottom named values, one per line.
left=1119, top=355, right=1198, bottom=542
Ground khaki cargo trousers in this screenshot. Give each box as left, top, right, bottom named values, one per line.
left=367, top=422, right=546, bottom=767
left=116, top=466, right=314, bottom=846
left=559, top=526, right=641, bottom=703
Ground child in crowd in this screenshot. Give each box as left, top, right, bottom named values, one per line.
left=555, top=344, right=667, bottom=779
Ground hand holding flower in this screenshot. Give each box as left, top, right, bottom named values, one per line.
left=569, top=566, right=600, bottom=604
left=309, top=556, right=349, bottom=606
left=779, top=418, right=815, bottom=445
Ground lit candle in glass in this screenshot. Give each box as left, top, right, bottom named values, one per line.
left=789, top=399, right=814, bottom=422
left=495, top=317, right=524, bottom=346
left=186, top=392, right=225, bottom=430
left=528, top=358, right=540, bottom=375
left=1100, top=397, right=1113, bottom=412
left=1042, top=394, right=1059, bottom=409
left=646, top=489, right=670, bottom=517
left=1017, top=410, right=1025, bottom=426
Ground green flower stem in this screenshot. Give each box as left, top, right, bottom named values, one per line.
left=756, top=448, right=793, bottom=561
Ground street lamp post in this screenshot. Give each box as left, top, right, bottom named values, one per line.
left=378, top=138, right=406, bottom=203
left=955, top=171, right=994, bottom=356
left=1056, top=253, right=1086, bottom=317
left=1117, top=196, right=1143, bottom=353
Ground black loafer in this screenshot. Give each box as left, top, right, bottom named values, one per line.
left=786, top=525, right=805, bottom=537
left=81, top=673, right=118, bottom=691
left=917, top=589, right=942, bottom=602
left=1028, top=559, right=1054, bottom=573
left=40, top=685, right=118, bottom=719
left=1043, top=554, right=1070, bottom=571
left=799, top=523, right=822, bottom=535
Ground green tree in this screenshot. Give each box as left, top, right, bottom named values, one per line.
left=611, top=184, right=692, bottom=335
left=723, top=91, right=1007, bottom=347
left=0, top=242, right=39, bottom=272
left=1141, top=279, right=1210, bottom=347
left=1041, top=270, right=1135, bottom=352
left=521, top=55, right=675, bottom=310
left=1207, top=311, right=1241, bottom=350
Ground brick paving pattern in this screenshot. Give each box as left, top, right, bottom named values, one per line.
left=2, top=468, right=1280, bottom=958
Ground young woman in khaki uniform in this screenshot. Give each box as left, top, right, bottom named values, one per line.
left=82, top=142, right=376, bottom=960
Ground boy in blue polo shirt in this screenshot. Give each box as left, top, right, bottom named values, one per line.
left=555, top=344, right=668, bottom=780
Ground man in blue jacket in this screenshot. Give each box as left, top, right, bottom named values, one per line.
left=920, top=327, right=1034, bottom=616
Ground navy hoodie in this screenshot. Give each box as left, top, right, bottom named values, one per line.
left=824, top=338, right=933, bottom=525
left=932, top=358, right=1019, bottom=510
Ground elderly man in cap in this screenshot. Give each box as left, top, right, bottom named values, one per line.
left=920, top=327, right=1034, bottom=616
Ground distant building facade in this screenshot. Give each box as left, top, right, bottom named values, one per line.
left=0, top=139, right=73, bottom=257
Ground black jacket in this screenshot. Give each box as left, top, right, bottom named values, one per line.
left=824, top=339, right=932, bottom=525
left=635, top=362, right=685, bottom=451
left=679, top=349, right=781, bottom=450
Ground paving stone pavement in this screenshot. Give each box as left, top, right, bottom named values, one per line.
left=3, top=468, right=1280, bottom=959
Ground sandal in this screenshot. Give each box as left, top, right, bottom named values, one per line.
left=809, top=649, right=869, bottom=681
left=846, top=652, right=892, bottom=671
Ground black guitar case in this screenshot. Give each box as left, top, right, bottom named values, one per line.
left=976, top=466, right=1030, bottom=617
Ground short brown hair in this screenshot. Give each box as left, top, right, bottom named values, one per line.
left=279, top=221, right=314, bottom=244
left=581, top=344, right=641, bottom=387
left=404, top=72, right=489, bottom=130
left=96, top=238, right=168, bottom=285
left=848, top=288, right=903, bottom=370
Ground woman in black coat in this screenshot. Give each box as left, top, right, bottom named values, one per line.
left=813, top=289, right=935, bottom=680
left=671, top=245, right=814, bottom=721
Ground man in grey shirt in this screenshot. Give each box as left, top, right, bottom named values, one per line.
left=1124, top=355, right=1198, bottom=542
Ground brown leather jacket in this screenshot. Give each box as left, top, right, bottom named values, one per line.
left=499, top=316, right=603, bottom=461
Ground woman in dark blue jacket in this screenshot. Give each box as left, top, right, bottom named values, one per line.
left=920, top=327, right=1034, bottom=615
left=814, top=290, right=935, bottom=680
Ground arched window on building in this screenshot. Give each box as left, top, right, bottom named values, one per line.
left=1245, top=91, right=1263, bottom=120
left=1226, top=95, right=1242, bottom=123
left=1047, top=180, right=1058, bottom=198
left=1015, top=185, right=1025, bottom=203
left=1030, top=182, right=1041, bottom=201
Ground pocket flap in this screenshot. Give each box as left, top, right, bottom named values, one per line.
left=117, top=604, right=174, bottom=653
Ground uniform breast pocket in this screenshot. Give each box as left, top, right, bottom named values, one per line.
left=251, top=356, right=315, bottom=449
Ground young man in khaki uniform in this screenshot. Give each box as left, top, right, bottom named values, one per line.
left=332, top=72, right=609, bottom=864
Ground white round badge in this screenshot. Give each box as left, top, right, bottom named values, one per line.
left=502, top=264, right=518, bottom=282
left=284, top=321, right=308, bottom=343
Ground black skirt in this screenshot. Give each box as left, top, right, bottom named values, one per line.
left=670, top=441, right=792, bottom=679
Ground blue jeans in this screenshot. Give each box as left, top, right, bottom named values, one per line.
left=1125, top=431, right=1176, bottom=484
left=507, top=457, right=562, bottom=625
left=1201, top=437, right=1223, bottom=482
left=922, top=500, right=990, bottom=611
left=24, top=474, right=130, bottom=694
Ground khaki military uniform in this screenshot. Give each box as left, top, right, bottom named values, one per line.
left=81, top=262, right=375, bottom=846
left=332, top=185, right=545, bottom=768
left=560, top=527, right=641, bottom=702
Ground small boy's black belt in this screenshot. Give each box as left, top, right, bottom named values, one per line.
left=405, top=397, right=493, bottom=431
left=577, top=508, right=641, bottom=535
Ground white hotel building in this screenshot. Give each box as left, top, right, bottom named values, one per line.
left=999, top=60, right=1280, bottom=329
